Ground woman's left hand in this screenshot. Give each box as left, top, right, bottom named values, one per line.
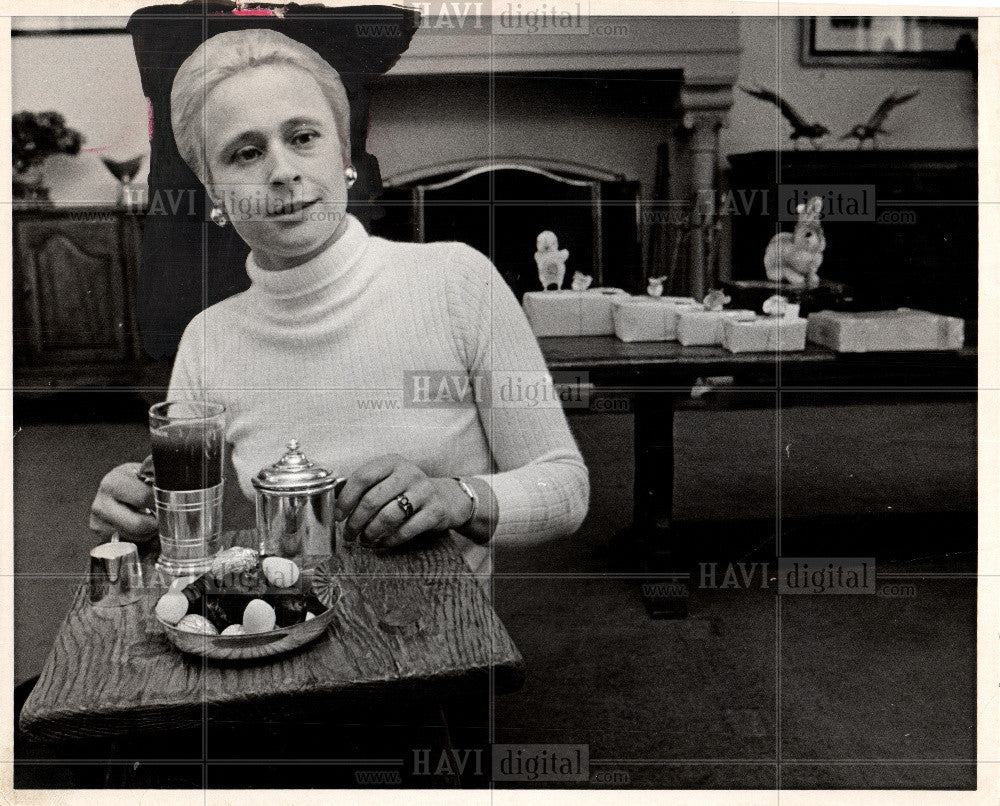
left=334, top=454, right=473, bottom=549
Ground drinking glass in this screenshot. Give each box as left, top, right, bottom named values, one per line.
left=148, top=400, right=226, bottom=577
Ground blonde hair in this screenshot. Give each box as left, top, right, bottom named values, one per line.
left=170, top=29, right=352, bottom=187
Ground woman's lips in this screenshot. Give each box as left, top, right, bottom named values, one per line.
left=268, top=198, right=320, bottom=218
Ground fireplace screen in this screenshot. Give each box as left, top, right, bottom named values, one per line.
left=374, top=160, right=642, bottom=301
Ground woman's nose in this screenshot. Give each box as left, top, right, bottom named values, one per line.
left=268, top=148, right=301, bottom=186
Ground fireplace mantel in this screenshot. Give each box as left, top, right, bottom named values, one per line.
left=388, top=16, right=739, bottom=83
left=383, top=16, right=741, bottom=297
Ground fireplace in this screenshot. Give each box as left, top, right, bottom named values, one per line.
left=366, top=17, right=742, bottom=299
left=374, top=157, right=642, bottom=298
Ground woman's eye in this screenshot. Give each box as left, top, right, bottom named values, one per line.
left=292, top=130, right=318, bottom=147
left=232, top=146, right=261, bottom=164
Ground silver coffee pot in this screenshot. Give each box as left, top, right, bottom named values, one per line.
left=252, top=440, right=345, bottom=564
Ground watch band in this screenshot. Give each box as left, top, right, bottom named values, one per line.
left=453, top=477, right=478, bottom=528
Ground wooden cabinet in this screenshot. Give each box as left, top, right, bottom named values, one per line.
left=14, top=207, right=146, bottom=390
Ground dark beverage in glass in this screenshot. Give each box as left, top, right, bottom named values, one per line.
left=148, top=400, right=226, bottom=576
left=150, top=422, right=224, bottom=490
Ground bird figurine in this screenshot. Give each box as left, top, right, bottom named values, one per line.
left=842, top=90, right=919, bottom=150
left=740, top=85, right=829, bottom=149
left=534, top=230, right=569, bottom=291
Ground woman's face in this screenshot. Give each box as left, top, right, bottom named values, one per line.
left=203, top=64, right=348, bottom=271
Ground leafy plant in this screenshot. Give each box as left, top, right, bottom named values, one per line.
left=12, top=111, right=83, bottom=174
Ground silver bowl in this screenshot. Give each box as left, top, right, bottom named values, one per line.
left=155, top=560, right=341, bottom=660
left=157, top=606, right=338, bottom=660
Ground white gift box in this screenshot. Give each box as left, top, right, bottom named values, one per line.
left=677, top=309, right=756, bottom=346
left=806, top=309, right=964, bottom=352
left=522, top=288, right=628, bottom=337
left=611, top=297, right=702, bottom=342
left=722, top=315, right=808, bottom=353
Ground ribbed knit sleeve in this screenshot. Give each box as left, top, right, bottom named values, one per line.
left=445, top=243, right=590, bottom=545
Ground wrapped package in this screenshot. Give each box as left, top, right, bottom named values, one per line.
left=611, top=297, right=701, bottom=343
left=522, top=288, right=628, bottom=337
left=806, top=309, right=964, bottom=352
left=677, top=309, right=756, bottom=346
left=722, top=315, right=808, bottom=353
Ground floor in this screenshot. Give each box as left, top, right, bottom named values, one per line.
left=12, top=395, right=977, bottom=789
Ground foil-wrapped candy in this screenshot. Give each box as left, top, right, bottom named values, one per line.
left=176, top=614, right=219, bottom=635
left=210, top=547, right=261, bottom=590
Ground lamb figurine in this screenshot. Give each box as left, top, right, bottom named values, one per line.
left=535, top=230, right=570, bottom=290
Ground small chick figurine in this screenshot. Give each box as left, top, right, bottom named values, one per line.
left=571, top=272, right=593, bottom=291
left=763, top=196, right=826, bottom=289
left=535, top=231, right=570, bottom=290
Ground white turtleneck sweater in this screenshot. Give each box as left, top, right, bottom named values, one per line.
left=168, top=214, right=589, bottom=572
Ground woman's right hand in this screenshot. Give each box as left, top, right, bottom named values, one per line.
left=89, top=462, right=157, bottom=540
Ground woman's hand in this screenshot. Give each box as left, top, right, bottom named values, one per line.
left=335, top=454, right=474, bottom=550
left=89, top=463, right=158, bottom=541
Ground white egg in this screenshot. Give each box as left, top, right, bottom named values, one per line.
left=221, top=624, right=245, bottom=636
left=242, top=599, right=277, bottom=633
left=175, top=614, right=218, bottom=635
left=262, top=556, right=300, bottom=588
left=155, top=592, right=189, bottom=625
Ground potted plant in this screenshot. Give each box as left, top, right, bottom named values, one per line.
left=12, top=111, right=84, bottom=203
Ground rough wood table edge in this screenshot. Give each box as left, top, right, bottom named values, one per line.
left=20, top=530, right=524, bottom=742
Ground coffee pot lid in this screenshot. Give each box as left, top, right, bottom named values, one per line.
left=251, top=440, right=338, bottom=492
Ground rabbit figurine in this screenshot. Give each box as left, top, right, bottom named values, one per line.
left=763, top=196, right=825, bottom=289
left=535, top=230, right=570, bottom=290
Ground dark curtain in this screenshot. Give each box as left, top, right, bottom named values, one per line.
left=126, top=2, right=419, bottom=357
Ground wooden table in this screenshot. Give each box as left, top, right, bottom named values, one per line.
left=538, top=337, right=978, bottom=617
left=19, top=529, right=523, bottom=744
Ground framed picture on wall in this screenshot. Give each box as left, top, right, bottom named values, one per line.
left=800, top=16, right=976, bottom=68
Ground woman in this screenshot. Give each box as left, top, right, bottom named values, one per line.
left=90, top=28, right=588, bottom=572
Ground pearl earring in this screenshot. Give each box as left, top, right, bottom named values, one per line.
left=209, top=206, right=228, bottom=227
left=344, top=165, right=357, bottom=189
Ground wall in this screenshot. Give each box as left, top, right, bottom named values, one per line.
left=12, top=33, right=151, bottom=203
left=722, top=17, right=977, bottom=156
left=10, top=17, right=978, bottom=205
